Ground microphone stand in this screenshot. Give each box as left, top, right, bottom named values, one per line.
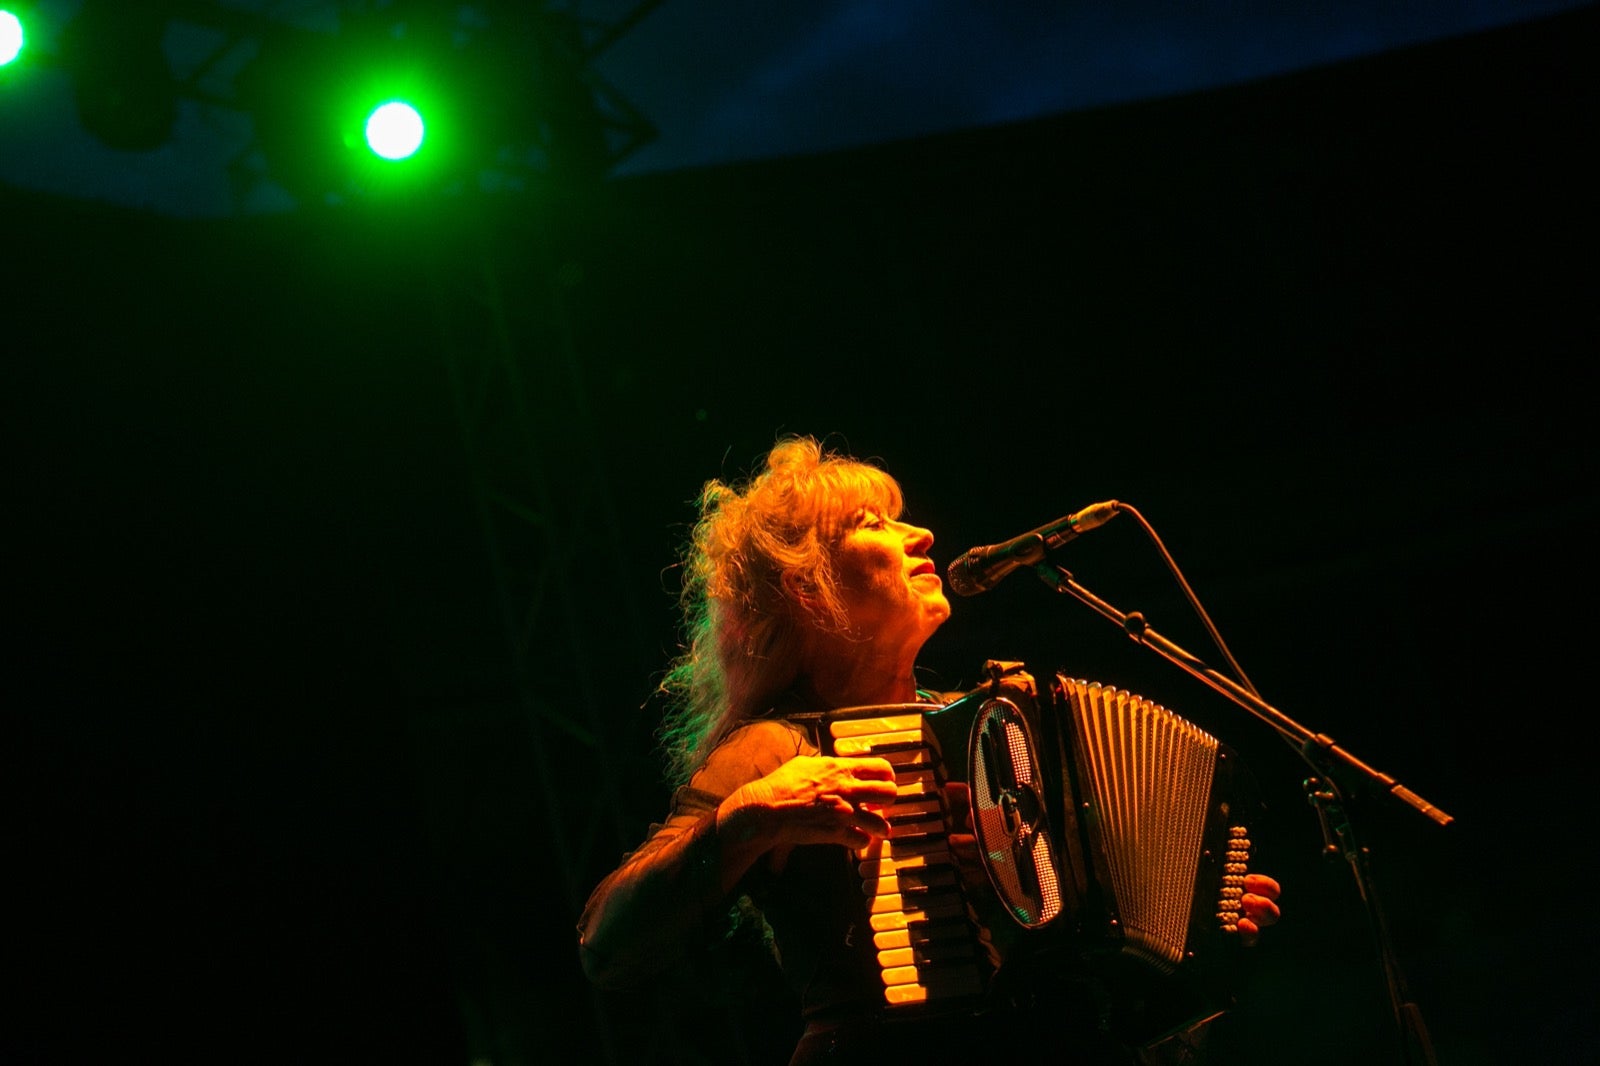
left=1032, top=560, right=1448, bottom=1066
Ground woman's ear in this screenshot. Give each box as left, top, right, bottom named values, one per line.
left=780, top=569, right=821, bottom=617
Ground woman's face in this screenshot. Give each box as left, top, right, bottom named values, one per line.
left=830, top=508, right=951, bottom=648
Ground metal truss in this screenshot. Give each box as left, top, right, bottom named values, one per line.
left=417, top=200, right=665, bottom=1064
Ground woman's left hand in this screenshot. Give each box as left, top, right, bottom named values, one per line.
left=1237, top=873, right=1281, bottom=947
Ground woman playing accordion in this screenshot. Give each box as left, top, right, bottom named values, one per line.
left=577, top=435, right=1281, bottom=1065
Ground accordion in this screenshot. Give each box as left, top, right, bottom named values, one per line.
left=814, top=663, right=1258, bottom=1046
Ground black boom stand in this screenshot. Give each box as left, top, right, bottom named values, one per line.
left=1028, top=508, right=1451, bottom=1066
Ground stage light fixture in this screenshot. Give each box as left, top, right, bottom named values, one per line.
left=240, top=17, right=477, bottom=205
left=60, top=1, right=176, bottom=151
left=237, top=6, right=637, bottom=207
left=364, top=100, right=425, bottom=161
left=0, top=10, right=24, bottom=68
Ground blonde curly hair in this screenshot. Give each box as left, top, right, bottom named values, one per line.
left=657, top=435, right=904, bottom=784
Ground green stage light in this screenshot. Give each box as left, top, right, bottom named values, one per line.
left=0, top=10, right=24, bottom=68
left=242, top=15, right=498, bottom=204
left=364, top=100, right=424, bottom=161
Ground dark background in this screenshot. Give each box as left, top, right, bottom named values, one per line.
left=9, top=8, right=1597, bottom=1064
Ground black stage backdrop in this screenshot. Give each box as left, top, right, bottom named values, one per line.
left=9, top=9, right=1597, bottom=1065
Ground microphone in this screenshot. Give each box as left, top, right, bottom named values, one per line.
left=945, top=500, right=1120, bottom=596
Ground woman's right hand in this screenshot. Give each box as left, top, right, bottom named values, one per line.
left=718, top=754, right=899, bottom=855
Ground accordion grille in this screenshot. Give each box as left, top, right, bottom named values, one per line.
left=1060, top=678, right=1220, bottom=968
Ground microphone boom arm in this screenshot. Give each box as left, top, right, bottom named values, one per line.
left=1030, top=559, right=1452, bottom=826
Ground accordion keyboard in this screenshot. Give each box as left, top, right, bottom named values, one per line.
left=827, top=709, right=988, bottom=1008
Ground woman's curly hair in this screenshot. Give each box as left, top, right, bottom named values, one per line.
left=656, top=435, right=903, bottom=785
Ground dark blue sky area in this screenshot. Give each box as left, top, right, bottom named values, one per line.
left=0, top=1, right=1590, bottom=216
